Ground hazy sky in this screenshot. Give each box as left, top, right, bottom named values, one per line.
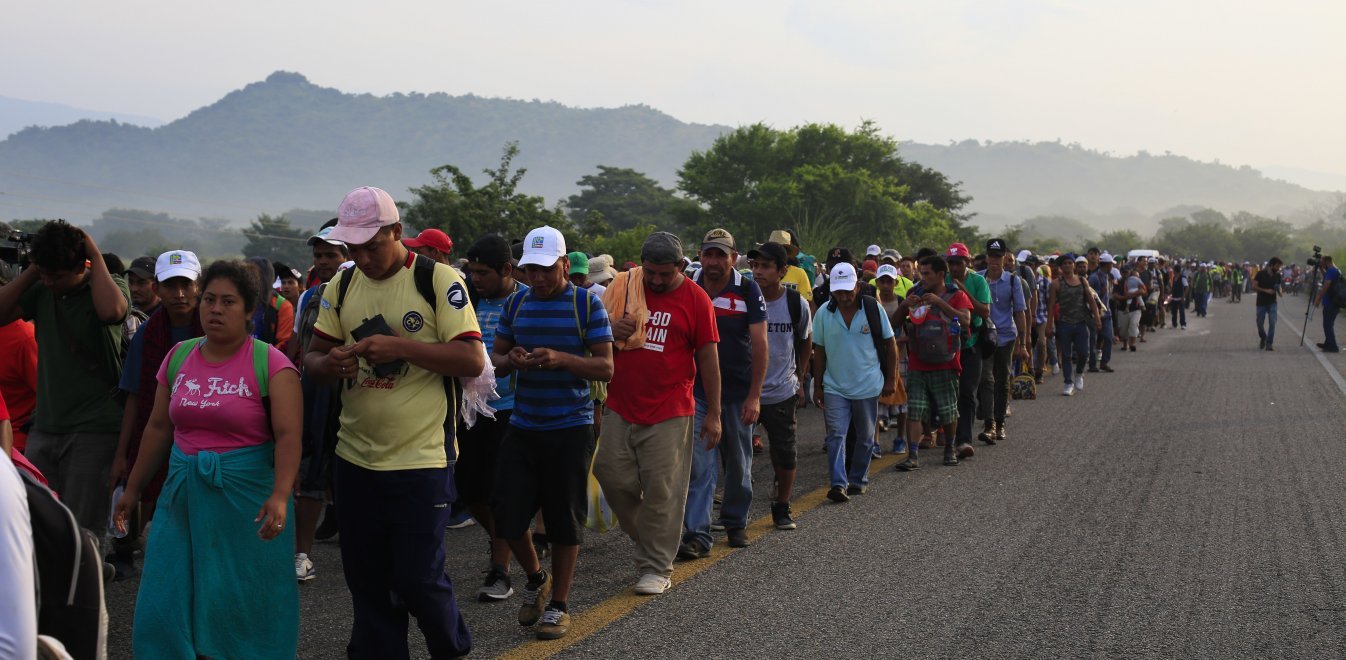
left=7, top=0, right=1346, bottom=181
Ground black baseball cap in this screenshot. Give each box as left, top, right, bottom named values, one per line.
left=126, top=256, right=155, bottom=279
left=825, top=247, right=856, bottom=269
left=747, top=242, right=788, bottom=269
left=986, top=238, right=1008, bottom=255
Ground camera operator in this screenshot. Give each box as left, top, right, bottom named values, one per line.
left=0, top=220, right=131, bottom=534
left=1253, top=258, right=1283, bottom=351
left=1314, top=255, right=1340, bottom=353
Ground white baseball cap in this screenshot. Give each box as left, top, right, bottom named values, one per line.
left=1016, top=249, right=1033, bottom=262
left=1099, top=252, right=1116, bottom=264
left=155, top=250, right=201, bottom=282
left=866, top=244, right=882, bottom=257
left=829, top=262, right=858, bottom=292
left=518, top=226, right=567, bottom=267
left=876, top=264, right=899, bottom=280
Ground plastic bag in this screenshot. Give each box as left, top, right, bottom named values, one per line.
left=584, top=445, right=616, bottom=533
left=459, top=342, right=499, bottom=429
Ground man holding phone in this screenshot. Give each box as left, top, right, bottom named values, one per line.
left=306, top=186, right=483, bottom=659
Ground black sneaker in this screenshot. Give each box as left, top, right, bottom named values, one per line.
left=1087, top=366, right=1099, bottom=373
left=771, top=502, right=797, bottom=530
left=826, top=486, right=850, bottom=502
left=478, top=567, right=514, bottom=602
left=676, top=538, right=710, bottom=560
left=1100, top=363, right=1114, bottom=373
left=896, top=458, right=920, bottom=472
left=943, top=454, right=959, bottom=466
left=1259, top=338, right=1266, bottom=350
left=314, top=503, right=339, bottom=541
left=726, top=527, right=749, bottom=548
left=1265, top=345, right=1274, bottom=351
left=846, top=484, right=866, bottom=496
left=1129, top=345, right=1137, bottom=352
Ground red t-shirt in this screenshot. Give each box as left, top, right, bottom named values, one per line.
left=607, top=278, right=719, bottom=426
left=906, top=289, right=974, bottom=373
left=0, top=320, right=37, bottom=452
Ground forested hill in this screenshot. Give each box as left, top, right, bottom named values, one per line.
left=0, top=72, right=729, bottom=221
left=902, top=141, right=1336, bottom=233
left=0, top=71, right=1336, bottom=227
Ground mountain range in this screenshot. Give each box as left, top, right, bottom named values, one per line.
left=1, top=72, right=1339, bottom=236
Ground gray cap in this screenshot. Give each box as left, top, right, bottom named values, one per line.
left=641, top=231, right=684, bottom=265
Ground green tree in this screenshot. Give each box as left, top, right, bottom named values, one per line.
left=401, top=142, right=568, bottom=251
left=566, top=166, right=697, bottom=232
left=1232, top=218, right=1293, bottom=261
left=677, top=121, right=971, bottom=254
left=242, top=213, right=310, bottom=267
left=1098, top=229, right=1146, bottom=256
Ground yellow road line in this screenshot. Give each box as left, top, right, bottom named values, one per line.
left=498, top=451, right=903, bottom=659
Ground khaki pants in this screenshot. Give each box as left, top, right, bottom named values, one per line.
left=593, top=411, right=693, bottom=579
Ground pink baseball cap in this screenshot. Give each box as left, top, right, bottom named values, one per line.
left=946, top=243, right=971, bottom=259
left=329, top=186, right=400, bottom=246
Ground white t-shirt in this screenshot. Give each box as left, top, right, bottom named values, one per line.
left=585, top=283, right=607, bottom=300
left=0, top=454, right=35, bottom=660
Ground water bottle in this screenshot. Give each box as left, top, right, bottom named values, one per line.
left=108, top=483, right=128, bottom=539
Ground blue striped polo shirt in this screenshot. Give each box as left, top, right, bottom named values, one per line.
left=495, top=284, right=613, bottom=431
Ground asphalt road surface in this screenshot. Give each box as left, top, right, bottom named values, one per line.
left=103, top=293, right=1346, bottom=658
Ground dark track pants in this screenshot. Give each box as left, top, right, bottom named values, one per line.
left=336, top=458, right=471, bottom=659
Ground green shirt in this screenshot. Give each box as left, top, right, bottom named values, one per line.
left=20, top=276, right=130, bottom=434
left=948, top=272, right=990, bottom=348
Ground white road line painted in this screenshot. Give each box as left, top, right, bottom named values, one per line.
left=1278, top=307, right=1346, bottom=399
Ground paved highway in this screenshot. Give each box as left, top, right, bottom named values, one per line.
left=103, top=293, right=1346, bottom=658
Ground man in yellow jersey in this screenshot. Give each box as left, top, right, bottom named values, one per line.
left=768, top=229, right=814, bottom=304
left=306, top=186, right=484, bottom=659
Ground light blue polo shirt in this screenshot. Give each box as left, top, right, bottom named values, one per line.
left=812, top=301, right=894, bottom=400
left=978, top=269, right=1026, bottom=346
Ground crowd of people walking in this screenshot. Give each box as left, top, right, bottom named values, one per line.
left=0, top=190, right=1333, bottom=657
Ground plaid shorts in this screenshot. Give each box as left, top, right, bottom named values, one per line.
left=905, top=369, right=960, bottom=425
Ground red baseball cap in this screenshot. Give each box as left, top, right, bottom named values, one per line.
left=946, top=242, right=971, bottom=259
left=404, top=228, right=454, bottom=254
left=862, top=259, right=880, bottom=273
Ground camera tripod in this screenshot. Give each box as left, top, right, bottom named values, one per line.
left=1301, top=265, right=1321, bottom=347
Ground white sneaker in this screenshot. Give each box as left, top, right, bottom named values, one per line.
left=1074, top=375, right=1085, bottom=391
left=633, top=573, right=672, bottom=595
left=295, top=553, right=315, bottom=582
left=1062, top=383, right=1075, bottom=397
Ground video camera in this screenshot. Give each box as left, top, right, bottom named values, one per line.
left=1307, top=245, right=1323, bottom=269
left=0, top=222, right=33, bottom=279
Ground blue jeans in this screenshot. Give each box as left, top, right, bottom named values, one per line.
left=823, top=393, right=878, bottom=489
left=1088, top=315, right=1113, bottom=368
left=684, top=398, right=751, bottom=548
left=1323, top=303, right=1338, bottom=349
left=1056, top=322, right=1089, bottom=383
left=1257, top=303, right=1277, bottom=346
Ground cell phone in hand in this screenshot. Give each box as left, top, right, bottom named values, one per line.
left=351, top=314, right=405, bottom=377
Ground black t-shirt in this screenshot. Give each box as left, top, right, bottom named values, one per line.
left=1254, top=270, right=1278, bottom=306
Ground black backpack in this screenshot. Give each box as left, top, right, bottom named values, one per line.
left=23, top=469, right=107, bottom=660
left=332, top=255, right=465, bottom=456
